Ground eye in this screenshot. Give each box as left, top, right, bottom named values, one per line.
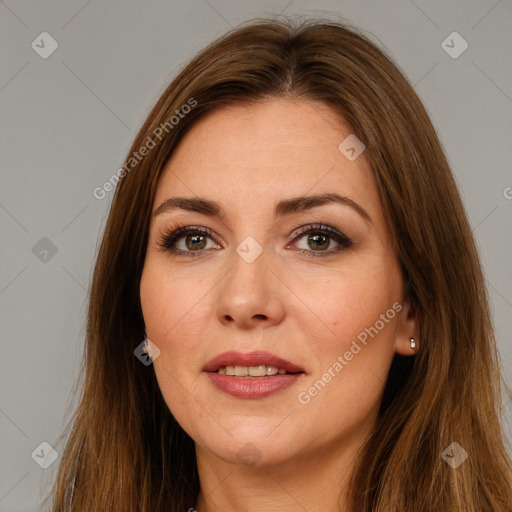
left=157, top=222, right=353, bottom=259
left=289, top=223, right=353, bottom=257
left=157, top=225, right=220, bottom=258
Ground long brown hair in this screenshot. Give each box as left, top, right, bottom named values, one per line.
left=45, top=17, right=512, bottom=511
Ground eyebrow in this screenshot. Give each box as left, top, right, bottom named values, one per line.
left=153, top=192, right=372, bottom=224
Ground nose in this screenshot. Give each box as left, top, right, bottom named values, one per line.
left=215, top=245, right=286, bottom=330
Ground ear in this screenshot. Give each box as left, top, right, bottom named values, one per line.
left=394, top=299, right=419, bottom=356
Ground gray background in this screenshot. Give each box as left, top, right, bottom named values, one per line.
left=1, top=0, right=511, bottom=510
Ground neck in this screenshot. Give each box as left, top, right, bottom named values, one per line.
left=193, top=432, right=367, bottom=512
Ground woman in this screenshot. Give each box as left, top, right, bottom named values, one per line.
left=47, top=17, right=512, bottom=511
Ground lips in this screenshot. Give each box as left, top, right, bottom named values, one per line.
left=202, top=350, right=305, bottom=374
left=203, top=350, right=306, bottom=399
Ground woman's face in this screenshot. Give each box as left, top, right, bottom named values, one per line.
left=140, top=98, right=416, bottom=468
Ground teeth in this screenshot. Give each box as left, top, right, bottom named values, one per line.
left=235, top=365, right=248, bottom=376
left=217, top=365, right=290, bottom=377
left=266, top=366, right=279, bottom=376
left=248, top=365, right=266, bottom=377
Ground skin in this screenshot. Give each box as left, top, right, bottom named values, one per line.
left=139, top=98, right=418, bottom=512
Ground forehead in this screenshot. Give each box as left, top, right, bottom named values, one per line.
left=154, top=98, right=378, bottom=218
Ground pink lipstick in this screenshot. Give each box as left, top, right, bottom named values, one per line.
left=203, top=350, right=305, bottom=399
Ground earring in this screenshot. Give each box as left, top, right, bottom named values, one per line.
left=143, top=338, right=153, bottom=359
left=410, top=338, right=416, bottom=351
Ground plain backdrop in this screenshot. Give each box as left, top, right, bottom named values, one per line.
left=1, top=0, right=511, bottom=510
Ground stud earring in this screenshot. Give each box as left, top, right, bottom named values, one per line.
left=410, top=337, right=416, bottom=351
left=143, top=338, right=153, bottom=359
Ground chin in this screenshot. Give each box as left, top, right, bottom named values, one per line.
left=195, top=427, right=299, bottom=468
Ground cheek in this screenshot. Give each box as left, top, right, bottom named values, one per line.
left=293, top=280, right=399, bottom=434
left=140, top=264, right=208, bottom=427
left=288, top=259, right=400, bottom=350
left=292, top=259, right=401, bottom=422
left=140, top=260, right=208, bottom=341
left=140, top=259, right=212, bottom=386
left=140, top=265, right=190, bottom=391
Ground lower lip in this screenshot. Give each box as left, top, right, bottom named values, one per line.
left=205, top=372, right=304, bottom=399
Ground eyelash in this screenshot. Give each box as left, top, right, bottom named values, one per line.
left=156, top=222, right=353, bottom=259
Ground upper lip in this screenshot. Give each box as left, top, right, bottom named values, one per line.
left=203, top=350, right=305, bottom=373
